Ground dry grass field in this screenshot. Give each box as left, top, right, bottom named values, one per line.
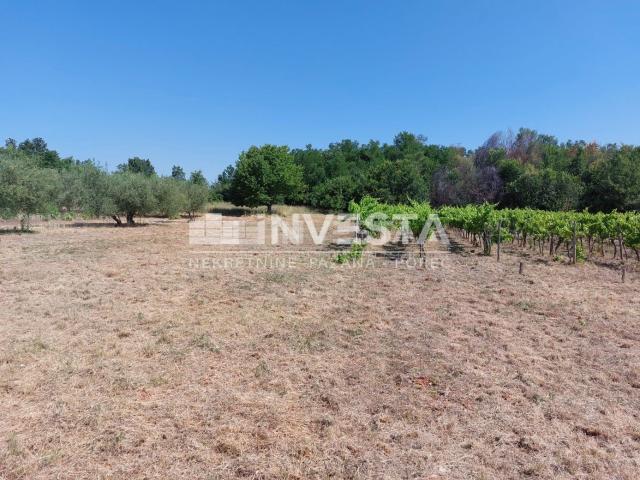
left=1, top=214, right=639, bottom=479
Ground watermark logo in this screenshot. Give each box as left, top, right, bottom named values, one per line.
left=189, top=213, right=449, bottom=249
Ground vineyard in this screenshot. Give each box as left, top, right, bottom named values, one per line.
left=350, top=196, right=640, bottom=263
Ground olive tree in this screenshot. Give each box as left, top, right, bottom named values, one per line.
left=154, top=177, right=188, bottom=219
left=183, top=181, right=209, bottom=219
left=0, top=152, right=61, bottom=230
left=59, top=161, right=114, bottom=217
left=107, top=172, right=157, bottom=225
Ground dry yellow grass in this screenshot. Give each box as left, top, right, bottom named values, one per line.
left=0, top=215, right=639, bottom=479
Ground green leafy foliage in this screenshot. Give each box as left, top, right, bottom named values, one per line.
left=309, top=176, right=359, bottom=211
left=350, top=197, right=640, bottom=262
left=213, top=129, right=640, bottom=214
left=184, top=181, right=209, bottom=218
left=189, top=170, right=208, bottom=187
left=209, top=165, right=235, bottom=201
left=3, top=130, right=640, bottom=236
left=334, top=242, right=366, bottom=264
left=349, top=196, right=436, bottom=241
left=117, top=157, right=156, bottom=176
left=0, top=140, right=213, bottom=227
left=0, top=150, right=61, bottom=230
left=58, top=161, right=114, bottom=217
left=439, top=204, right=640, bottom=261
left=229, top=145, right=305, bottom=213
left=154, top=177, right=188, bottom=219
left=108, top=172, right=158, bottom=225
left=505, top=168, right=583, bottom=210
left=171, top=165, right=186, bottom=180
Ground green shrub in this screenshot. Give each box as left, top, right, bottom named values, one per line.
left=334, top=243, right=366, bottom=264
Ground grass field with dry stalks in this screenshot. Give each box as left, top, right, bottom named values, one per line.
left=1, top=214, right=639, bottom=479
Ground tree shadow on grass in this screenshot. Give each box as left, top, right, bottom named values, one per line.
left=67, top=221, right=156, bottom=228
left=379, top=242, right=411, bottom=261
left=324, top=243, right=351, bottom=251
left=0, top=229, right=37, bottom=235
left=445, top=238, right=470, bottom=256
left=208, top=206, right=253, bottom=217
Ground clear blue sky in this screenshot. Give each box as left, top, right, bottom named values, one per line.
left=1, top=0, right=639, bottom=180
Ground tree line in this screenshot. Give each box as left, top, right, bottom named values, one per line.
left=3, top=128, right=639, bottom=231
left=212, top=129, right=640, bottom=213
left=0, top=138, right=209, bottom=230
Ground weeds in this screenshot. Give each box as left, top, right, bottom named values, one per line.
left=191, top=333, right=219, bottom=352
left=334, top=243, right=365, bottom=264
left=254, top=360, right=270, bottom=378
left=6, top=433, right=22, bottom=457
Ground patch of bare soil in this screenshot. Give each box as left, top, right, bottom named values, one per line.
left=0, top=216, right=639, bottom=479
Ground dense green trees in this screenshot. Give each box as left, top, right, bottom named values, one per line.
left=4, top=137, right=74, bottom=171
left=505, top=169, right=583, bottom=211
left=581, top=146, right=640, bottom=212
left=209, top=165, right=235, bottom=201
left=213, top=129, right=640, bottom=213
left=308, top=176, right=359, bottom=211
left=283, top=133, right=444, bottom=210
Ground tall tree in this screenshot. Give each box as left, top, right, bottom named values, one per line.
left=230, top=145, right=304, bottom=213
left=18, top=137, right=48, bottom=156
left=582, top=146, right=640, bottom=211
left=189, top=169, right=208, bottom=186
left=210, top=165, right=235, bottom=201
left=171, top=165, right=186, bottom=180
left=117, top=157, right=156, bottom=176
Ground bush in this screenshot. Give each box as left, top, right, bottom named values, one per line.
left=334, top=243, right=366, bottom=264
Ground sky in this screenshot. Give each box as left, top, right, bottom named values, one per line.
left=1, top=0, right=639, bottom=180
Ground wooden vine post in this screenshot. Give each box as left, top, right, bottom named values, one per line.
left=571, top=221, right=577, bottom=265
left=496, top=219, right=502, bottom=262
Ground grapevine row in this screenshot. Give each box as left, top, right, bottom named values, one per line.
left=349, top=197, right=640, bottom=262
